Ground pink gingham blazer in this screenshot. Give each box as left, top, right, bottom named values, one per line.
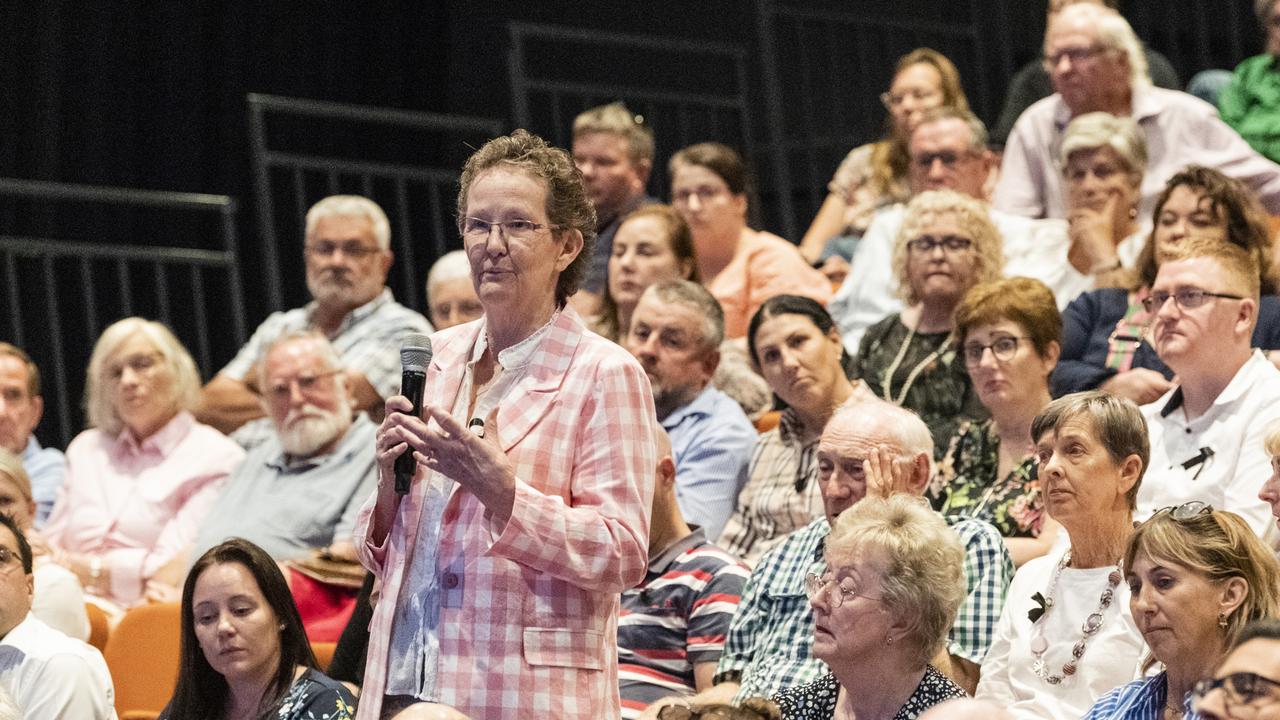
left=354, top=308, right=657, bottom=720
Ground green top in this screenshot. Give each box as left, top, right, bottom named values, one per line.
left=927, top=418, right=1045, bottom=538
left=1220, top=54, right=1280, bottom=164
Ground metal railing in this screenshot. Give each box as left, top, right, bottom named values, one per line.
left=246, top=93, right=506, bottom=316
left=0, top=178, right=245, bottom=448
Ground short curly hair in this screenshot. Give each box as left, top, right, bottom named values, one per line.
left=955, top=276, right=1062, bottom=358
left=892, top=190, right=1005, bottom=306
left=456, top=129, right=597, bottom=304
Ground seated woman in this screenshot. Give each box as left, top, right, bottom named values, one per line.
left=851, top=190, right=999, bottom=455
left=161, top=538, right=356, bottom=719
left=657, top=698, right=781, bottom=720
left=1054, top=166, right=1280, bottom=402
left=930, top=277, right=1062, bottom=567
left=1261, top=418, right=1280, bottom=531
left=0, top=450, right=89, bottom=639
left=773, top=495, right=968, bottom=718
left=669, top=142, right=831, bottom=339
left=592, top=204, right=698, bottom=343
left=1192, top=619, right=1280, bottom=719
left=1085, top=504, right=1280, bottom=719
left=718, top=295, right=873, bottom=566
left=799, top=48, right=970, bottom=272
left=976, top=391, right=1148, bottom=720
left=44, top=317, right=244, bottom=609
left=424, top=250, right=484, bottom=331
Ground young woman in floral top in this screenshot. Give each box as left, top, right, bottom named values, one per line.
left=928, top=277, right=1063, bottom=566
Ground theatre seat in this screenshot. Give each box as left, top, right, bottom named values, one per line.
left=104, top=602, right=181, bottom=719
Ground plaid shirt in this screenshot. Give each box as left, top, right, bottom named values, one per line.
left=717, top=513, right=1012, bottom=701
left=354, top=308, right=657, bottom=720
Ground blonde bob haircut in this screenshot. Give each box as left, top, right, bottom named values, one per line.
left=893, top=190, right=1005, bottom=306
left=1125, top=508, right=1280, bottom=655
left=0, top=450, right=32, bottom=504
left=85, top=317, right=200, bottom=436
left=826, top=494, right=966, bottom=668
left=1264, top=416, right=1280, bottom=457
left=1059, top=112, right=1148, bottom=179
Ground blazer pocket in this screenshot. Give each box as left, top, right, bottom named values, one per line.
left=522, top=627, right=605, bottom=670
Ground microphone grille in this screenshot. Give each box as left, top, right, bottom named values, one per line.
left=400, top=334, right=433, bottom=371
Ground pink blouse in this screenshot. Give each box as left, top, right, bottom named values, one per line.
left=43, top=411, right=245, bottom=606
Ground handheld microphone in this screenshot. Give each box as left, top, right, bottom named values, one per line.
left=395, top=334, right=433, bottom=495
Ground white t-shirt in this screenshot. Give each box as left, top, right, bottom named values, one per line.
left=33, top=560, right=90, bottom=641
left=976, top=548, right=1146, bottom=720
left=0, top=613, right=115, bottom=719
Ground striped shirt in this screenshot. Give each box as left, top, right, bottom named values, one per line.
left=618, top=529, right=749, bottom=718
left=1084, top=673, right=1198, bottom=720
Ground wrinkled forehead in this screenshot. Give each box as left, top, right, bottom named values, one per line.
left=819, top=414, right=901, bottom=460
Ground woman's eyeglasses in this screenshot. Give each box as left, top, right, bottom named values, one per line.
left=1192, top=672, right=1280, bottom=713
left=907, top=235, right=972, bottom=254
left=962, top=336, right=1030, bottom=367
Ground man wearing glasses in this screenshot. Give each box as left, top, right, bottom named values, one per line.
left=1137, top=239, right=1280, bottom=547
left=198, top=194, right=431, bottom=443
left=1194, top=619, right=1280, bottom=719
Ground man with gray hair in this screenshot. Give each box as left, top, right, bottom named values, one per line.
left=198, top=194, right=431, bottom=440
left=995, top=2, right=1280, bottom=219
left=625, top=280, right=756, bottom=540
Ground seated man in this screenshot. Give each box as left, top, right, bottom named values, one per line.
left=644, top=400, right=1013, bottom=714
left=198, top=194, right=431, bottom=441
left=191, top=331, right=376, bottom=561
left=619, top=430, right=749, bottom=718
left=626, top=280, right=757, bottom=539
left=995, top=3, right=1280, bottom=220
left=0, top=343, right=64, bottom=527
left=1139, top=238, right=1280, bottom=546
left=0, top=513, right=114, bottom=718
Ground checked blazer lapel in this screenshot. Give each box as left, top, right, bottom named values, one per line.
left=494, top=308, right=583, bottom=452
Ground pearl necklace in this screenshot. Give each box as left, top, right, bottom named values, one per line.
left=1029, top=550, right=1122, bottom=685
left=880, top=321, right=953, bottom=406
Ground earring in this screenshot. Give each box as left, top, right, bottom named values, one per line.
left=1218, top=612, right=1228, bottom=629
left=1128, top=206, right=1138, bottom=219
left=886, top=635, right=895, bottom=646
left=279, top=623, right=287, bottom=631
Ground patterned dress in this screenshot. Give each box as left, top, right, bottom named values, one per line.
left=928, top=419, right=1045, bottom=538
left=773, top=666, right=966, bottom=719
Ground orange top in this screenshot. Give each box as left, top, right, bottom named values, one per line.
left=707, top=230, right=833, bottom=339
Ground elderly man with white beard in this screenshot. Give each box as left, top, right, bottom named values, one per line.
left=185, top=330, right=377, bottom=563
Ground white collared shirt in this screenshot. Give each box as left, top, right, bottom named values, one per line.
left=0, top=613, right=115, bottom=719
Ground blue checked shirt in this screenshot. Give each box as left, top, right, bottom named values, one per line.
left=1083, top=673, right=1197, bottom=720
left=716, top=513, right=1013, bottom=701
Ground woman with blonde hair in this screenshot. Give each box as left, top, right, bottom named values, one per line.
left=44, top=317, right=244, bottom=609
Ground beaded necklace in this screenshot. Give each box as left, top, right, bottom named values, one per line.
left=880, top=321, right=953, bottom=406
left=1029, top=550, right=1123, bottom=685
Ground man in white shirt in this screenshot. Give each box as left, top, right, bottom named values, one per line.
left=1139, top=239, right=1280, bottom=546
left=828, top=108, right=1086, bottom=353
left=0, top=513, right=115, bottom=719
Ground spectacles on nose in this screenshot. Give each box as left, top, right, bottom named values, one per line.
left=907, top=235, right=973, bottom=254
left=880, top=88, right=941, bottom=109
left=265, top=369, right=342, bottom=403
left=1192, top=672, right=1280, bottom=713
left=1140, top=288, right=1245, bottom=313
left=803, top=571, right=881, bottom=608
left=963, top=336, right=1028, bottom=367
left=1042, top=44, right=1107, bottom=71
left=461, top=217, right=558, bottom=242
left=913, top=150, right=974, bottom=169
left=672, top=186, right=727, bottom=207
left=304, top=241, right=382, bottom=260
left=107, top=352, right=164, bottom=382
left=0, top=547, right=22, bottom=571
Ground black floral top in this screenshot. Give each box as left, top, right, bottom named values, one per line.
left=159, top=668, right=356, bottom=720
left=927, top=419, right=1044, bottom=538
left=772, top=666, right=966, bottom=719
left=851, top=315, right=987, bottom=458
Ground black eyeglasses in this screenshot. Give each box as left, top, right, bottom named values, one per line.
left=1153, top=501, right=1213, bottom=520
left=1192, top=672, right=1280, bottom=709
left=907, top=235, right=973, bottom=254
left=963, top=336, right=1030, bottom=367
left=1141, top=288, right=1245, bottom=314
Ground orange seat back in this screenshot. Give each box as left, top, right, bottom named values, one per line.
left=754, top=410, right=781, bottom=433
left=311, top=641, right=336, bottom=672
left=103, top=602, right=182, bottom=718
left=85, top=602, right=110, bottom=651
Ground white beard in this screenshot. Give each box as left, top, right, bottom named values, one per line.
left=277, top=395, right=352, bottom=457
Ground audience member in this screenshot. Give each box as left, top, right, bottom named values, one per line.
left=849, top=190, right=997, bottom=455
left=669, top=143, right=831, bottom=339
left=595, top=204, right=699, bottom=344
left=1085, top=505, right=1280, bottom=719
left=994, top=3, right=1280, bottom=220
left=0, top=450, right=87, bottom=639
left=772, top=495, right=968, bottom=718
left=1219, top=0, right=1280, bottom=165
left=664, top=401, right=1010, bottom=711
left=976, top=391, right=1147, bottom=719
left=920, top=698, right=1016, bottom=720
left=930, top=277, right=1063, bottom=566
left=356, top=130, right=657, bottom=720
left=990, top=0, right=1180, bottom=149
left=1055, top=167, right=1280, bottom=401
left=1137, top=239, right=1280, bottom=545
left=0, top=513, right=114, bottom=719
left=718, top=296, right=870, bottom=566
left=160, top=538, right=356, bottom=720
left=800, top=48, right=970, bottom=273
left=1193, top=619, right=1280, bottom=719
left=189, top=332, right=376, bottom=563
left=571, top=101, right=658, bottom=315
left=44, top=317, right=244, bottom=608
left=656, top=699, right=781, bottom=720
left=620, top=430, right=749, bottom=718
left=198, top=194, right=431, bottom=438
left=1262, top=419, right=1280, bottom=529
left=828, top=108, right=1074, bottom=352
left=424, top=250, right=483, bottom=330
left=626, top=281, right=756, bottom=539
left=0, top=343, right=64, bottom=528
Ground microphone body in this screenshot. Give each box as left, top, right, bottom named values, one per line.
left=395, top=335, right=433, bottom=494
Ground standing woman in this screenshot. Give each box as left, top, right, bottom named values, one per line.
left=44, top=317, right=245, bottom=609
left=593, top=204, right=698, bottom=343
left=851, top=190, right=1000, bottom=455
left=670, top=143, right=831, bottom=339
left=800, top=48, right=970, bottom=267
left=717, top=295, right=873, bottom=566
left=358, top=130, right=658, bottom=720
left=1084, top=506, right=1280, bottom=719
